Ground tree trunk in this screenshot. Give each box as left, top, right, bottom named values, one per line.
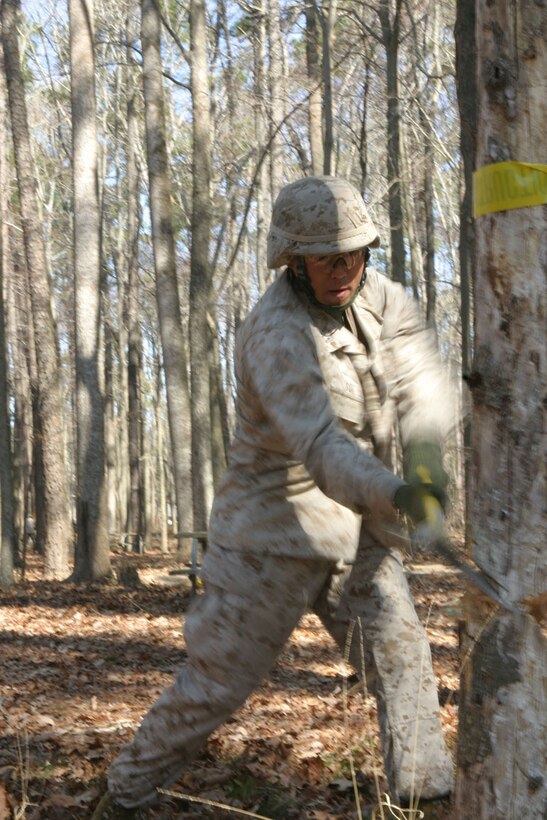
left=378, top=0, right=405, bottom=286
left=455, top=0, right=476, bottom=382
left=320, top=0, right=337, bottom=176
left=141, top=0, right=193, bottom=545
left=1, top=0, right=70, bottom=578
left=455, top=1, right=547, bottom=817
left=252, top=0, right=268, bottom=293
left=305, top=4, right=323, bottom=176
left=6, top=246, right=32, bottom=563
left=0, top=45, right=16, bottom=583
left=0, top=258, right=15, bottom=585
left=400, top=122, right=422, bottom=300
left=189, top=0, right=214, bottom=531
left=125, top=16, right=144, bottom=553
left=455, top=0, right=476, bottom=536
left=0, top=68, right=15, bottom=583
left=69, top=0, right=110, bottom=581
left=267, top=0, right=283, bottom=200
left=154, top=364, right=168, bottom=553
left=421, top=112, right=436, bottom=327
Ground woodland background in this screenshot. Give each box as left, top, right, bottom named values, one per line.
left=0, top=0, right=469, bottom=585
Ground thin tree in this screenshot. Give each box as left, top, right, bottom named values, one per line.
left=141, top=0, right=193, bottom=546
left=125, top=10, right=145, bottom=553
left=377, top=0, right=406, bottom=286
left=305, top=3, right=323, bottom=175
left=455, top=0, right=476, bottom=530
left=318, top=0, right=337, bottom=175
left=0, top=84, right=15, bottom=583
left=189, top=0, right=214, bottom=529
left=69, top=0, right=110, bottom=581
left=0, top=41, right=16, bottom=584
left=1, top=0, right=70, bottom=578
left=455, top=0, right=547, bottom=816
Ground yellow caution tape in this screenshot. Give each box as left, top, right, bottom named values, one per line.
left=473, top=161, right=547, bottom=217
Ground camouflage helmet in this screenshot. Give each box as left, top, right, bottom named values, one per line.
left=267, top=175, right=380, bottom=268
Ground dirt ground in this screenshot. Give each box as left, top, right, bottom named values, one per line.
left=0, top=548, right=464, bottom=819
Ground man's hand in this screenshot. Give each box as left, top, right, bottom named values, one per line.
left=403, top=441, right=448, bottom=509
left=393, top=483, right=446, bottom=543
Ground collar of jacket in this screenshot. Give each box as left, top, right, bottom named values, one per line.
left=308, top=292, right=383, bottom=356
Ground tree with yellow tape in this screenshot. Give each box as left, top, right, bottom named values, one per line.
left=473, top=161, right=547, bottom=217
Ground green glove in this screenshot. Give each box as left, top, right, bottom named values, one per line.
left=393, top=484, right=444, bottom=527
left=403, top=441, right=448, bottom=509
left=394, top=483, right=447, bottom=549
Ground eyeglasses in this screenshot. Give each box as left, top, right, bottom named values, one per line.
left=304, top=248, right=365, bottom=273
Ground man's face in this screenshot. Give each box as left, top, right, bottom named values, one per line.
left=304, top=249, right=365, bottom=307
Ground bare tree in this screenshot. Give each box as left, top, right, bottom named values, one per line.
left=0, top=57, right=15, bottom=583
left=141, top=0, right=193, bottom=544
left=377, top=0, right=405, bottom=286
left=318, top=0, right=337, bottom=175
left=305, top=3, right=323, bottom=175
left=1, top=0, right=70, bottom=578
left=455, top=0, right=547, bottom=816
left=189, top=0, right=214, bottom=529
left=69, top=0, right=110, bottom=581
left=125, top=10, right=145, bottom=553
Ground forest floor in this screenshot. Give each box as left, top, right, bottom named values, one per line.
left=0, top=545, right=464, bottom=820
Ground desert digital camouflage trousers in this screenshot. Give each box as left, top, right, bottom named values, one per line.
left=108, top=534, right=454, bottom=808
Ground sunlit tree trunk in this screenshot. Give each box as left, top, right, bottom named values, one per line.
left=267, top=0, right=283, bottom=200
left=141, top=0, right=193, bottom=546
left=0, top=253, right=14, bottom=586
left=0, top=67, right=15, bottom=584
left=319, top=0, right=337, bottom=175
left=252, top=0, right=268, bottom=293
left=1, top=0, right=70, bottom=578
left=305, top=3, right=323, bottom=176
left=69, top=0, right=110, bottom=581
left=455, top=1, right=547, bottom=816
left=0, top=48, right=15, bottom=580
left=189, top=0, right=214, bottom=530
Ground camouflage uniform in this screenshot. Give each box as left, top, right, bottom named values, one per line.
left=108, top=177, right=454, bottom=808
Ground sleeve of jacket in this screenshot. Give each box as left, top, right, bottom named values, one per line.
left=239, top=323, right=404, bottom=518
left=378, top=278, right=457, bottom=448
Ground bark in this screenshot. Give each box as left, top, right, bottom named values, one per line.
left=400, top=122, right=422, bottom=300
left=319, top=0, right=337, bottom=176
left=267, top=0, right=283, bottom=200
left=1, top=0, right=70, bottom=578
left=207, top=311, right=229, bottom=489
left=421, top=111, right=436, bottom=327
left=0, top=44, right=16, bottom=582
left=141, top=0, right=193, bottom=543
left=69, top=0, right=110, bottom=581
left=125, top=16, right=144, bottom=553
left=252, top=0, right=268, bottom=292
left=377, top=0, right=406, bottom=286
left=0, top=66, right=15, bottom=583
left=455, top=0, right=476, bottom=381
left=7, top=248, right=32, bottom=562
left=154, top=364, right=168, bottom=553
left=358, top=57, right=372, bottom=196
left=104, top=323, right=118, bottom=534
left=305, top=4, right=323, bottom=176
left=189, top=0, right=214, bottom=531
left=455, top=1, right=547, bottom=816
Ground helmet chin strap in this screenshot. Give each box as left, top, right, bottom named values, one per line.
left=289, top=253, right=369, bottom=319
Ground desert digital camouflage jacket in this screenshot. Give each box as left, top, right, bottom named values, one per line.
left=208, top=268, right=454, bottom=561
